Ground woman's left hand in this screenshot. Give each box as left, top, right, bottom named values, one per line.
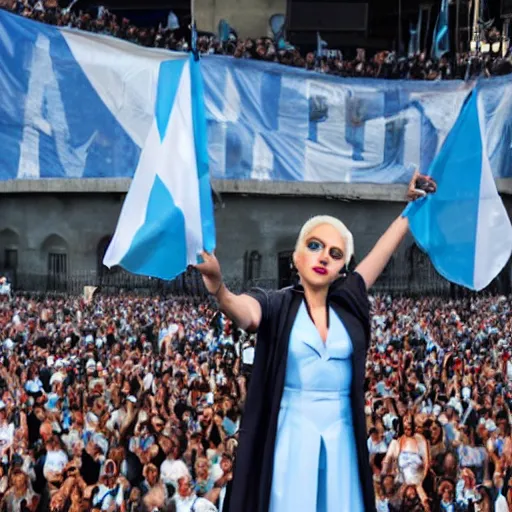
left=407, top=170, right=437, bottom=202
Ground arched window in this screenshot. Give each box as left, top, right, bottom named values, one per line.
left=0, top=228, right=20, bottom=272
left=248, top=251, right=262, bottom=281
left=41, top=234, right=68, bottom=291
left=278, top=250, right=294, bottom=288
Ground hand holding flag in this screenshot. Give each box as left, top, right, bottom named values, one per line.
left=195, top=251, right=223, bottom=296
left=407, top=170, right=437, bottom=200
left=405, top=89, right=512, bottom=291
left=104, top=56, right=216, bottom=281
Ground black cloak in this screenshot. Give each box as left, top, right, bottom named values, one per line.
left=228, top=272, right=376, bottom=512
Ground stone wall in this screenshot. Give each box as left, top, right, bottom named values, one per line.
left=1, top=181, right=511, bottom=294
left=0, top=192, right=409, bottom=280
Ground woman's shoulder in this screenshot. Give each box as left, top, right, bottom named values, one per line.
left=414, top=433, right=429, bottom=447
left=244, top=285, right=295, bottom=310
left=330, top=271, right=370, bottom=324
left=243, top=285, right=298, bottom=331
left=331, top=271, right=368, bottom=297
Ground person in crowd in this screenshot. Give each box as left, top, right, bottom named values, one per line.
left=195, top=172, right=434, bottom=511
left=172, top=475, right=217, bottom=512
left=2, top=0, right=511, bottom=80
left=382, top=414, right=431, bottom=509
left=0, top=278, right=11, bottom=302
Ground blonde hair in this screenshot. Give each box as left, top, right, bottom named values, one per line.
left=295, top=215, right=354, bottom=265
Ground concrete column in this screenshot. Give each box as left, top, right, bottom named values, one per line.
left=194, top=0, right=287, bottom=39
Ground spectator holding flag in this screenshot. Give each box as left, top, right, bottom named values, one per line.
left=195, top=172, right=435, bottom=511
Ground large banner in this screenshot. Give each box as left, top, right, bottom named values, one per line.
left=1, top=10, right=512, bottom=184
left=0, top=10, right=172, bottom=180
left=202, top=58, right=472, bottom=183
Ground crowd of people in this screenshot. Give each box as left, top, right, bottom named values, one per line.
left=2, top=0, right=512, bottom=79
left=0, top=288, right=510, bottom=511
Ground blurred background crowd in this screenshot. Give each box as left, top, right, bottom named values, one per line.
left=2, top=0, right=512, bottom=79
left=0, top=289, right=511, bottom=511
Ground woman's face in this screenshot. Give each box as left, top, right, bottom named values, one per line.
left=146, top=466, right=158, bottom=486
left=431, top=422, right=442, bottom=443
left=178, top=476, right=193, bottom=498
left=403, top=418, right=414, bottom=437
left=382, top=476, right=394, bottom=494
left=441, top=486, right=454, bottom=503
left=220, top=456, right=232, bottom=474
left=444, top=453, right=456, bottom=471
left=405, top=486, right=417, bottom=501
left=293, top=224, right=346, bottom=290
left=196, top=458, right=209, bottom=478
left=121, top=380, right=131, bottom=395
left=12, top=472, right=26, bottom=492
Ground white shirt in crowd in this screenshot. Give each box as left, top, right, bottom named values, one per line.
left=367, top=436, right=388, bottom=455
left=507, top=360, right=512, bottom=381
left=160, top=459, right=190, bottom=486
left=43, top=449, right=68, bottom=478
left=217, top=486, right=227, bottom=512
left=173, top=494, right=218, bottom=512
left=0, top=282, right=11, bottom=297
left=92, top=483, right=124, bottom=511
left=106, top=407, right=127, bottom=432
left=0, top=421, right=14, bottom=452
left=241, top=344, right=255, bottom=365
left=495, top=493, right=508, bottom=512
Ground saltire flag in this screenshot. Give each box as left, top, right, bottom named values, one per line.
left=104, top=54, right=216, bottom=280
left=404, top=88, right=512, bottom=291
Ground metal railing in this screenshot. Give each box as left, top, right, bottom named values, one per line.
left=3, top=249, right=511, bottom=298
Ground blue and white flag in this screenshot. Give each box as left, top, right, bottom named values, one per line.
left=432, top=0, right=450, bottom=59
left=103, top=55, right=216, bottom=280
left=405, top=88, right=512, bottom=290
left=316, top=32, right=328, bottom=57
left=0, top=10, right=174, bottom=179
left=408, top=22, right=419, bottom=58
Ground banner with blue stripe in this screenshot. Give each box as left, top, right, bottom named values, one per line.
left=1, top=11, right=512, bottom=185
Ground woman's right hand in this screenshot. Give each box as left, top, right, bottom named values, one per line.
left=195, top=251, right=223, bottom=295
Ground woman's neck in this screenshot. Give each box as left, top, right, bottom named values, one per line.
left=303, top=286, right=328, bottom=309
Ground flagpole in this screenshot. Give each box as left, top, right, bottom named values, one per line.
left=424, top=4, right=432, bottom=55
left=455, top=0, right=460, bottom=54
left=471, top=0, right=480, bottom=53
left=416, top=6, right=423, bottom=54
left=190, top=0, right=198, bottom=57
left=398, top=0, right=402, bottom=54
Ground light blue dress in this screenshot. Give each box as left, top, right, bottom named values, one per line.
left=269, top=301, right=365, bottom=512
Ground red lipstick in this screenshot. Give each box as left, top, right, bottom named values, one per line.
left=313, top=267, right=327, bottom=275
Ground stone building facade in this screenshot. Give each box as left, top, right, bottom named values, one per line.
left=0, top=179, right=511, bottom=295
